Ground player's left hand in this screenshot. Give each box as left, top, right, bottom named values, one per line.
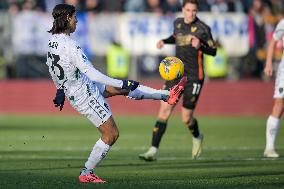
left=122, top=80, right=139, bottom=91
left=264, top=62, right=273, bottom=77
left=191, top=36, right=201, bottom=49
left=53, top=89, right=65, bottom=111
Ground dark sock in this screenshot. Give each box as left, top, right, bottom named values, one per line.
left=188, top=118, right=200, bottom=138
left=151, top=120, right=167, bottom=148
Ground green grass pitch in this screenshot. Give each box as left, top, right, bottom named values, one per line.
left=0, top=114, right=283, bottom=189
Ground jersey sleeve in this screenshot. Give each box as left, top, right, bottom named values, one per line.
left=70, top=42, right=123, bottom=88
left=199, top=26, right=216, bottom=56
left=173, top=18, right=181, bottom=36
left=273, top=20, right=284, bottom=41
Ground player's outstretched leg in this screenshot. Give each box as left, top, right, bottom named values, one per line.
left=127, top=85, right=169, bottom=101
left=167, top=76, right=187, bottom=105
left=127, top=76, right=186, bottom=104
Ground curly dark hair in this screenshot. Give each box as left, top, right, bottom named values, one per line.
left=48, top=4, right=76, bottom=34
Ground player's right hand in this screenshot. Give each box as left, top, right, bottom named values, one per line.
left=156, top=40, right=164, bottom=49
left=264, top=62, right=273, bottom=77
left=53, top=89, right=65, bottom=111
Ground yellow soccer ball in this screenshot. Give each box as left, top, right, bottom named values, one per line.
left=159, top=56, right=184, bottom=81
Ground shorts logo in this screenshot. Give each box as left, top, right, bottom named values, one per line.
left=89, top=99, right=107, bottom=119
left=279, top=88, right=283, bottom=94
left=104, top=103, right=109, bottom=110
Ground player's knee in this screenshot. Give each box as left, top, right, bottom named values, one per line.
left=274, top=99, right=284, bottom=111
left=113, top=129, right=119, bottom=142
left=110, top=129, right=119, bottom=144
left=276, top=100, right=284, bottom=109
left=273, top=100, right=284, bottom=115
left=182, top=117, right=195, bottom=127
left=158, top=106, right=172, bottom=121
left=157, top=113, right=170, bottom=122
left=102, top=129, right=119, bottom=145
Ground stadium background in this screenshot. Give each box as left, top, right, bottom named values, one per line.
left=0, top=0, right=284, bottom=189
left=0, top=0, right=281, bottom=115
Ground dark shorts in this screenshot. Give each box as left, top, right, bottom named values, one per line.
left=164, top=78, right=204, bottom=109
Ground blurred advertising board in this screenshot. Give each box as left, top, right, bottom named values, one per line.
left=12, top=12, right=248, bottom=57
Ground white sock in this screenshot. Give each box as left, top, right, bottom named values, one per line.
left=127, top=85, right=169, bottom=101
left=84, top=138, right=111, bottom=170
left=265, top=115, right=280, bottom=150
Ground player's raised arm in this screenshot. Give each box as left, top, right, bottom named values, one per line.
left=264, top=38, right=276, bottom=77
left=199, top=28, right=217, bottom=56
left=71, top=44, right=138, bottom=91
left=157, top=35, right=176, bottom=49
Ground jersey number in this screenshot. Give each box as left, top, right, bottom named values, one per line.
left=48, top=52, right=64, bottom=80
left=192, top=83, right=201, bottom=95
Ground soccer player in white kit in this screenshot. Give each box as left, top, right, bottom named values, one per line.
left=263, top=18, right=284, bottom=158
left=46, top=4, right=186, bottom=183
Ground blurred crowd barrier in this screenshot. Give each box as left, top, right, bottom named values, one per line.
left=0, top=10, right=281, bottom=80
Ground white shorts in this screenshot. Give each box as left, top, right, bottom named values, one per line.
left=274, top=68, right=284, bottom=98
left=68, top=82, right=112, bottom=127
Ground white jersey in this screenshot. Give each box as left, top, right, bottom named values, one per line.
left=272, top=19, right=284, bottom=98
left=46, top=34, right=122, bottom=126
left=273, top=19, right=284, bottom=68
left=46, top=34, right=122, bottom=96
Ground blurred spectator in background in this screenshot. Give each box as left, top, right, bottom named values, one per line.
left=106, top=40, right=130, bottom=79
left=83, top=0, right=103, bottom=14
left=13, top=0, right=50, bottom=78
left=268, top=0, right=284, bottom=20
left=145, top=0, right=163, bottom=14
left=210, top=0, right=233, bottom=12
left=22, top=0, right=37, bottom=11
left=40, top=0, right=63, bottom=12
left=162, top=0, right=182, bottom=13
left=124, top=0, right=145, bottom=12
left=209, top=0, right=244, bottom=13
left=197, top=0, right=210, bottom=11
left=101, top=0, right=125, bottom=13
left=240, top=0, right=253, bottom=13
left=0, top=0, right=9, bottom=10
left=64, top=0, right=83, bottom=11
left=241, top=0, right=273, bottom=78
left=7, top=0, right=21, bottom=15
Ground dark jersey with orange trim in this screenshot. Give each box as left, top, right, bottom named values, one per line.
left=163, top=17, right=216, bottom=81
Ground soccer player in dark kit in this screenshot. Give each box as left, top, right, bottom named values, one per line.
left=139, top=0, right=217, bottom=161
